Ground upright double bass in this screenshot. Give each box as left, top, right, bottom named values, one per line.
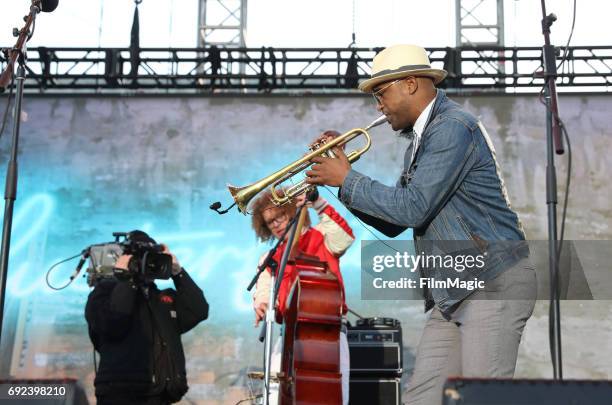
left=265, top=204, right=343, bottom=405
left=278, top=252, right=344, bottom=405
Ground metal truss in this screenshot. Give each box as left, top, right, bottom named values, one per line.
left=198, top=0, right=247, bottom=48
left=455, top=0, right=506, bottom=80
left=456, top=0, right=505, bottom=47
left=1, top=46, right=611, bottom=94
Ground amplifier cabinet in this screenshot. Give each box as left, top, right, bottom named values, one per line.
left=347, top=317, right=403, bottom=376
left=349, top=377, right=401, bottom=405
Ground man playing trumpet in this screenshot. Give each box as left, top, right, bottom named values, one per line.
left=305, top=44, right=536, bottom=405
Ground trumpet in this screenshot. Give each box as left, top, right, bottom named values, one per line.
left=227, top=115, right=388, bottom=214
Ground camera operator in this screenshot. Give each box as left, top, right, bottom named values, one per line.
left=85, top=230, right=209, bottom=405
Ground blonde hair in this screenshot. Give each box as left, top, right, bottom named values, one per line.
left=251, top=190, right=311, bottom=242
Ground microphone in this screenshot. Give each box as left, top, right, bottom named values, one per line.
left=306, top=187, right=319, bottom=202
left=210, top=201, right=236, bottom=215
left=69, top=249, right=90, bottom=281
left=40, top=0, right=59, bottom=13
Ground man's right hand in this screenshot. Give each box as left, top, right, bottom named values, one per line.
left=114, top=254, right=133, bottom=270
left=254, top=302, right=268, bottom=327
left=113, top=254, right=134, bottom=280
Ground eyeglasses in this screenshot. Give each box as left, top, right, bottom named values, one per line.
left=264, top=212, right=288, bottom=228
left=372, top=79, right=402, bottom=104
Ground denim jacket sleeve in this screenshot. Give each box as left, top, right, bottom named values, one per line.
left=339, top=117, right=475, bottom=229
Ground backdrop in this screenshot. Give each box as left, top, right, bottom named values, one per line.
left=0, top=93, right=610, bottom=403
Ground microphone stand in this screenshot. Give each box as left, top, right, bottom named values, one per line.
left=247, top=246, right=278, bottom=293
left=260, top=204, right=305, bottom=405
left=0, top=1, right=43, bottom=347
left=540, top=0, right=564, bottom=380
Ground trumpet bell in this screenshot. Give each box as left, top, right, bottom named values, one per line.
left=228, top=184, right=259, bottom=214
left=227, top=185, right=244, bottom=213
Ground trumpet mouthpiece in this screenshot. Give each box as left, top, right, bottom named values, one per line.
left=365, top=115, right=388, bottom=130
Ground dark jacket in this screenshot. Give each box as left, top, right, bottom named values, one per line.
left=85, top=270, right=209, bottom=401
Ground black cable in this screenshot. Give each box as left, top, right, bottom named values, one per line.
left=347, top=307, right=365, bottom=320
left=27, top=16, right=36, bottom=42
left=234, top=395, right=262, bottom=405
left=323, top=185, right=402, bottom=254
left=548, top=118, right=572, bottom=372
left=540, top=80, right=560, bottom=377
left=556, top=0, right=577, bottom=73
left=45, top=252, right=83, bottom=290
left=540, top=1, right=576, bottom=376
left=0, top=75, right=15, bottom=141
left=546, top=114, right=572, bottom=376
left=548, top=283, right=556, bottom=372
left=556, top=119, right=572, bottom=260
left=537, top=0, right=576, bottom=102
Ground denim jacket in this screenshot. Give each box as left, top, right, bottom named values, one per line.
left=340, top=90, right=527, bottom=313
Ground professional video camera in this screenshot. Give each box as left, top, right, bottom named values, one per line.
left=85, top=231, right=173, bottom=286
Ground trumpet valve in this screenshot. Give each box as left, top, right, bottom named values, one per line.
left=322, top=149, right=337, bottom=159
left=309, top=140, right=324, bottom=151
left=310, top=139, right=338, bottom=159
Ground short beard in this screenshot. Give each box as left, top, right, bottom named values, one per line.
left=397, top=126, right=414, bottom=138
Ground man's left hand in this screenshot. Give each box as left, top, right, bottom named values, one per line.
left=305, top=147, right=351, bottom=187
left=162, top=244, right=182, bottom=275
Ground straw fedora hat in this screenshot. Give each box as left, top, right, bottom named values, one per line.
left=358, top=44, right=447, bottom=93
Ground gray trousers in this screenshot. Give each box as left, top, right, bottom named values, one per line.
left=404, top=258, right=537, bottom=405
